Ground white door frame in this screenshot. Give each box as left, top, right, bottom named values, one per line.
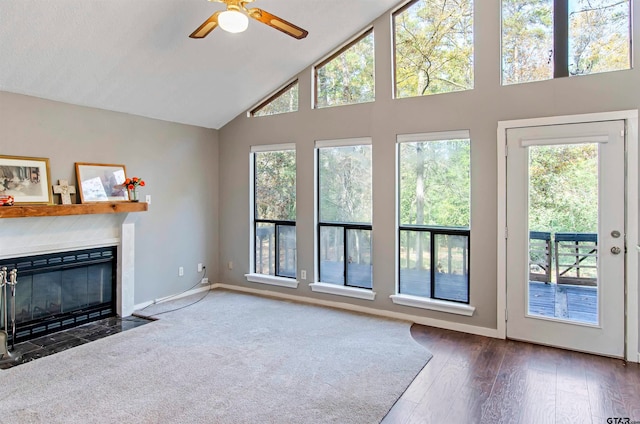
left=497, top=110, right=639, bottom=363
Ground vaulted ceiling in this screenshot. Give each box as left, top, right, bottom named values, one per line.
left=0, top=0, right=400, bottom=129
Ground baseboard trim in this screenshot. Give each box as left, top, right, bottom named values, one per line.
left=133, top=285, right=211, bottom=312
left=212, top=283, right=500, bottom=339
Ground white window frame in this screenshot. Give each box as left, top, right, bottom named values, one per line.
left=393, top=130, right=475, bottom=316
left=246, top=143, right=299, bottom=289
left=311, top=137, right=376, bottom=301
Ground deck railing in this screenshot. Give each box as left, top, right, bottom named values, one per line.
left=529, top=231, right=598, bottom=286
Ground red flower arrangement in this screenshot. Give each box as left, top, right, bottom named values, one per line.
left=123, top=177, right=145, bottom=201
left=124, top=177, right=145, bottom=191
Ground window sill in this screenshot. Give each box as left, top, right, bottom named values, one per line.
left=309, top=282, right=376, bottom=301
left=245, top=273, right=299, bottom=289
left=390, top=294, right=475, bottom=316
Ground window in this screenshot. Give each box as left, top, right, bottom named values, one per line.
left=251, top=145, right=296, bottom=280
left=315, top=30, right=375, bottom=108
left=250, top=80, right=299, bottom=117
left=316, top=139, right=373, bottom=290
left=393, top=0, right=474, bottom=98
left=502, top=0, right=631, bottom=85
left=397, top=131, right=470, bottom=304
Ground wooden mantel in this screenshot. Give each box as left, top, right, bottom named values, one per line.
left=0, top=202, right=148, bottom=219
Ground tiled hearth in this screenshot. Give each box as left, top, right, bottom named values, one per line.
left=0, top=315, right=153, bottom=370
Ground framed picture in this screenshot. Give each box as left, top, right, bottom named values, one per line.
left=75, top=163, right=129, bottom=203
left=0, top=155, right=52, bottom=204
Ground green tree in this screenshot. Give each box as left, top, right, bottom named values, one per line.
left=252, top=83, right=299, bottom=117
left=528, top=143, right=598, bottom=234
left=394, top=0, right=473, bottom=97
left=255, top=150, right=296, bottom=221
left=316, top=31, right=375, bottom=108
left=319, top=145, right=372, bottom=223
left=569, top=0, right=631, bottom=76
left=502, top=0, right=553, bottom=84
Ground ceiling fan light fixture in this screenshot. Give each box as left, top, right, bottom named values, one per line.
left=218, top=10, right=249, bottom=33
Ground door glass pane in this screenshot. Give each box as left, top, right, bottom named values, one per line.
left=346, top=229, right=372, bottom=289
left=320, top=226, right=344, bottom=285
left=528, top=143, right=598, bottom=324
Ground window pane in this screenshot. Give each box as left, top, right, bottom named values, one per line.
left=399, top=230, right=431, bottom=297
left=255, top=150, right=296, bottom=221
left=433, top=234, right=469, bottom=302
left=399, top=139, right=470, bottom=227
left=319, top=145, right=372, bottom=224
left=569, top=0, right=630, bottom=76
left=394, top=0, right=474, bottom=98
left=255, top=223, right=275, bottom=275
left=320, top=226, right=344, bottom=285
left=252, top=82, right=299, bottom=117
left=278, top=225, right=296, bottom=278
left=501, top=0, right=553, bottom=85
left=316, top=30, right=375, bottom=108
left=346, top=229, right=372, bottom=289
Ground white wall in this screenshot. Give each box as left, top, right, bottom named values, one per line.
left=0, top=92, right=220, bottom=304
left=217, top=0, right=640, bottom=341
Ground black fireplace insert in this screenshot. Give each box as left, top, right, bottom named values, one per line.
left=0, top=246, right=117, bottom=343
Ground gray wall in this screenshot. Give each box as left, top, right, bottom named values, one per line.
left=218, top=0, right=640, bottom=334
left=0, top=91, right=219, bottom=305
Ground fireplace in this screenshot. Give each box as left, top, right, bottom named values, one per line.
left=0, top=212, right=139, bottom=337
left=1, top=246, right=117, bottom=343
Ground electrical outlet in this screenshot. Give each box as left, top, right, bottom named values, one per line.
left=228, top=261, right=233, bottom=270
left=201, top=277, right=209, bottom=285
left=178, top=266, right=184, bottom=276
left=198, top=263, right=203, bottom=272
left=145, top=195, right=151, bottom=204
left=301, top=270, right=307, bottom=280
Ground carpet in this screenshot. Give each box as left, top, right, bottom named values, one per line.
left=0, top=290, right=432, bottom=423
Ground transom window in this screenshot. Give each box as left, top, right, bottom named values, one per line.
left=251, top=145, right=296, bottom=278
left=314, top=30, right=375, bottom=109
left=250, top=80, right=299, bottom=117
left=397, top=131, right=471, bottom=303
left=393, top=0, right=474, bottom=98
left=501, top=0, right=631, bottom=85
left=317, top=139, right=372, bottom=289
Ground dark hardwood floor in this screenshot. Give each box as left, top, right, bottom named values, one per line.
left=383, top=324, right=640, bottom=424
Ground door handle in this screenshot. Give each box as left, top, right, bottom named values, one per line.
left=610, top=246, right=621, bottom=255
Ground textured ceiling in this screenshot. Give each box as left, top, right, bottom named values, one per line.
left=0, top=0, right=400, bottom=129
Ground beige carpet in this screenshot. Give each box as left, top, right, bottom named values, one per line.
left=0, top=290, right=431, bottom=423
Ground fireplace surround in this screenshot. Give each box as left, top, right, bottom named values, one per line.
left=0, top=208, right=143, bottom=339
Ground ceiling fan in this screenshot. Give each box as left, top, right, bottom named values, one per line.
left=189, top=0, right=308, bottom=40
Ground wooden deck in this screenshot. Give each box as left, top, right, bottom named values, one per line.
left=529, top=281, right=597, bottom=324
left=322, top=262, right=597, bottom=324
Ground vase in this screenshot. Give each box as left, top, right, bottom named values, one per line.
left=129, top=189, right=139, bottom=202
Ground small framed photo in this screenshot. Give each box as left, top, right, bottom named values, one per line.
left=0, top=155, right=52, bottom=204
left=75, top=163, right=130, bottom=203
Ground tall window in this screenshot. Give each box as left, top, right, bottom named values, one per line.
left=394, top=0, right=474, bottom=98
left=398, top=132, right=470, bottom=303
left=252, top=145, right=296, bottom=278
left=315, top=30, right=375, bottom=109
left=317, top=139, right=372, bottom=289
left=502, top=0, right=631, bottom=85
left=250, top=80, right=299, bottom=117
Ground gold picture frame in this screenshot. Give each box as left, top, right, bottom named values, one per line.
left=75, top=162, right=130, bottom=203
left=0, top=155, right=52, bottom=204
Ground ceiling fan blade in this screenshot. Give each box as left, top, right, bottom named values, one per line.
left=189, top=11, right=221, bottom=39
left=247, top=8, right=308, bottom=39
